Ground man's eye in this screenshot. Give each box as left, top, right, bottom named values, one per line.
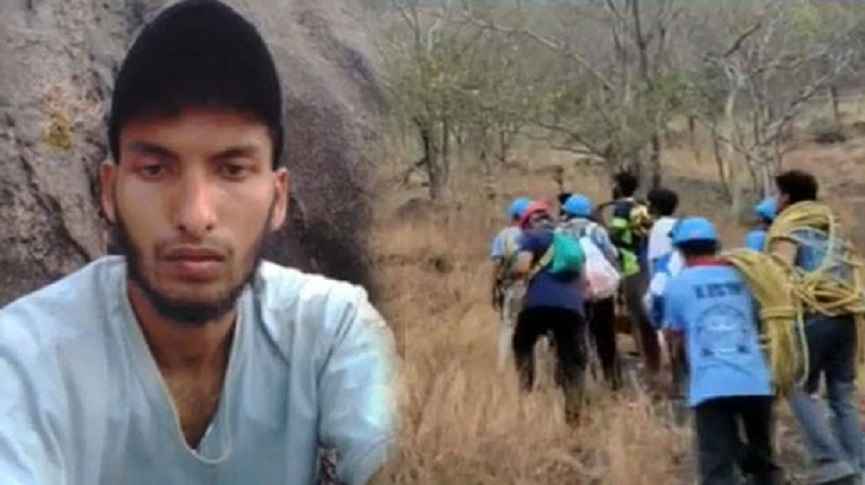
left=220, top=163, right=249, bottom=179
left=139, top=164, right=165, bottom=178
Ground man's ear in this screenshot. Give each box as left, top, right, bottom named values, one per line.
left=100, top=162, right=117, bottom=223
left=270, top=168, right=289, bottom=231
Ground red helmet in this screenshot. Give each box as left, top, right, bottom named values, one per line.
left=519, top=200, right=552, bottom=229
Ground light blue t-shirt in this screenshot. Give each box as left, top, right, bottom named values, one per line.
left=490, top=226, right=522, bottom=260
left=0, top=256, right=397, bottom=485
left=663, top=264, right=772, bottom=407
left=745, top=229, right=767, bottom=251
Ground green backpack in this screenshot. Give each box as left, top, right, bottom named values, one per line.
left=528, top=229, right=585, bottom=280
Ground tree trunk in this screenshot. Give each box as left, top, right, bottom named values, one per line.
left=649, top=132, right=662, bottom=189
left=689, top=115, right=701, bottom=165
left=631, top=0, right=663, bottom=190
left=441, top=118, right=451, bottom=198
left=712, top=135, right=733, bottom=203
left=829, top=85, right=841, bottom=128
left=416, top=119, right=442, bottom=200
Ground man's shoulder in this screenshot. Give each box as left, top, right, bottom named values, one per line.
left=674, top=265, right=749, bottom=295
left=650, top=217, right=676, bottom=237
left=666, top=268, right=702, bottom=297
left=499, top=226, right=520, bottom=237
left=252, top=261, right=389, bottom=353
left=0, top=256, right=124, bottom=358
left=256, top=261, right=365, bottom=308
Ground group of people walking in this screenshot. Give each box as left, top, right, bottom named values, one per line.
left=490, top=169, right=865, bottom=485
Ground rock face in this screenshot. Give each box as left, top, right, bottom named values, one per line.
left=0, top=0, right=383, bottom=306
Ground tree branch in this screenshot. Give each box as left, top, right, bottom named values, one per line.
left=457, top=9, right=616, bottom=92
left=722, top=22, right=762, bottom=58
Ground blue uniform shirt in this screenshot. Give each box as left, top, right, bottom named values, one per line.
left=745, top=229, right=767, bottom=251
left=663, top=264, right=772, bottom=407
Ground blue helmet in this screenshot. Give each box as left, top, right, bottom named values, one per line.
left=754, top=197, right=777, bottom=222
left=508, top=197, right=532, bottom=220
left=671, top=217, right=719, bottom=247
left=745, top=230, right=767, bottom=251
left=562, top=194, right=593, bottom=218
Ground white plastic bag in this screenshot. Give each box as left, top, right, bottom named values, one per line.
left=579, top=237, right=621, bottom=301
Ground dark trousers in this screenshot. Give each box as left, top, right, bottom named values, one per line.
left=587, top=297, right=621, bottom=389
left=695, top=396, right=780, bottom=485
left=791, top=315, right=862, bottom=471
left=513, top=306, right=587, bottom=422
left=622, top=273, right=661, bottom=374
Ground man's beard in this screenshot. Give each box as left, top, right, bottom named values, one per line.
left=113, top=201, right=275, bottom=327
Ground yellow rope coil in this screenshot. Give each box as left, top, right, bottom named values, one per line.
left=721, top=249, right=803, bottom=395
left=721, top=201, right=865, bottom=396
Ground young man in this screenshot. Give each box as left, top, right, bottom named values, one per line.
left=644, top=188, right=685, bottom=394
left=768, top=170, right=864, bottom=484
left=663, top=218, right=781, bottom=485
left=0, top=2, right=397, bottom=484
left=609, top=172, right=642, bottom=268
left=646, top=187, right=680, bottom=276
left=560, top=194, right=622, bottom=389
left=607, top=172, right=661, bottom=380
left=745, top=197, right=777, bottom=252
left=510, top=201, right=587, bottom=424
left=491, top=196, right=532, bottom=370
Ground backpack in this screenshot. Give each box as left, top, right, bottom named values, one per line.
left=609, top=198, right=652, bottom=275
left=527, top=228, right=585, bottom=281
left=579, top=232, right=622, bottom=301
left=550, top=230, right=586, bottom=275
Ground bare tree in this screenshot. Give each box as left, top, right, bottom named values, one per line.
left=379, top=0, right=465, bottom=200
left=461, top=0, right=686, bottom=188
left=691, top=0, right=859, bottom=210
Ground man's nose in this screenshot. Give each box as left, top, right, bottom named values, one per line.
left=174, top=171, right=217, bottom=238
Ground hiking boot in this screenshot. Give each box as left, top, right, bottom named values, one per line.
left=563, top=383, right=584, bottom=427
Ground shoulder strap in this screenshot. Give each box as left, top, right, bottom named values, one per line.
left=527, top=232, right=556, bottom=281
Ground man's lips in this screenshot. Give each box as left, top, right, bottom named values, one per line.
left=161, top=247, right=226, bottom=281
left=163, top=246, right=226, bottom=262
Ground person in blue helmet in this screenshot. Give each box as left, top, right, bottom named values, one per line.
left=662, top=217, right=781, bottom=485
left=745, top=198, right=777, bottom=251
left=490, top=196, right=532, bottom=370
left=560, top=194, right=622, bottom=389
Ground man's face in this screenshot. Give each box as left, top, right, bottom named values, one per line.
left=528, top=211, right=552, bottom=230
left=101, top=108, right=288, bottom=325
left=776, top=192, right=790, bottom=212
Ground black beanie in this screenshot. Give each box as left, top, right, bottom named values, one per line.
left=108, top=0, right=284, bottom=167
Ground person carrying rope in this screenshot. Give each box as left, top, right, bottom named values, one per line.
left=765, top=170, right=865, bottom=485
left=490, top=197, right=532, bottom=370
left=662, top=218, right=783, bottom=485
